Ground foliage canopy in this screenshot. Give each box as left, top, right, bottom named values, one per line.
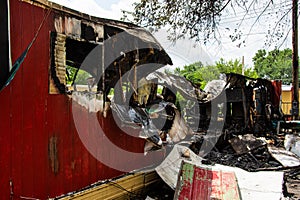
left=123, top=0, right=292, bottom=46
left=174, top=58, right=257, bottom=89
left=66, top=66, right=91, bottom=85
left=174, top=48, right=294, bottom=89
left=252, top=48, right=293, bottom=84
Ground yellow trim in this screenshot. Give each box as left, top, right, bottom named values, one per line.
left=281, top=89, right=300, bottom=115
left=54, top=171, right=159, bottom=200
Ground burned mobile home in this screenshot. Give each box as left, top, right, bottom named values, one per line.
left=1, top=0, right=298, bottom=199
left=145, top=72, right=282, bottom=136
left=189, top=73, right=283, bottom=135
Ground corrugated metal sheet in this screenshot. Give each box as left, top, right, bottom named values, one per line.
left=174, top=161, right=241, bottom=200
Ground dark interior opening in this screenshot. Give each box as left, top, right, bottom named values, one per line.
left=0, top=1, right=9, bottom=89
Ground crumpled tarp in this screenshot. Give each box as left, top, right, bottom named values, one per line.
left=111, top=102, right=162, bottom=148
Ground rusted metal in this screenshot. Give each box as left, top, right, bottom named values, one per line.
left=49, top=136, right=59, bottom=174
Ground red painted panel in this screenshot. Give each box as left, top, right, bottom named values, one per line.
left=32, top=10, right=50, bottom=198
left=63, top=98, right=74, bottom=193
left=48, top=95, right=73, bottom=196
left=10, top=70, right=23, bottom=198
left=69, top=105, right=83, bottom=190
left=88, top=111, right=98, bottom=184
left=175, top=162, right=241, bottom=200
left=0, top=86, right=12, bottom=199
left=46, top=95, right=63, bottom=196
left=20, top=4, right=37, bottom=196
left=75, top=105, right=90, bottom=188
left=9, top=1, right=54, bottom=198
left=8, top=0, right=24, bottom=198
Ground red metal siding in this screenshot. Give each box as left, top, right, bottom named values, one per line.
left=0, top=86, right=11, bottom=199
left=0, top=0, right=164, bottom=199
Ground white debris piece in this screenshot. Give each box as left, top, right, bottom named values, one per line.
left=268, top=145, right=300, bottom=167
left=285, top=134, right=300, bottom=158
left=71, top=91, right=104, bottom=113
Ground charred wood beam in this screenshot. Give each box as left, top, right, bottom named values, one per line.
left=292, top=0, right=299, bottom=119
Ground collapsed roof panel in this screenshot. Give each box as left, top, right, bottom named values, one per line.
left=52, top=14, right=172, bottom=92
left=148, top=71, right=207, bottom=101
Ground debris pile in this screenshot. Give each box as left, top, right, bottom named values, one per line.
left=128, top=72, right=300, bottom=199
left=72, top=66, right=300, bottom=199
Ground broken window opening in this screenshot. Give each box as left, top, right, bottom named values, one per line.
left=49, top=32, right=101, bottom=94
left=66, top=65, right=95, bottom=92
left=49, top=31, right=107, bottom=114
left=49, top=17, right=178, bottom=152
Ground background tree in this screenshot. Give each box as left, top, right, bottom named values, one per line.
left=174, top=58, right=257, bottom=89
left=252, top=48, right=292, bottom=84
left=123, top=0, right=292, bottom=46
left=66, top=66, right=91, bottom=85
left=215, top=58, right=258, bottom=78
left=174, top=62, right=206, bottom=86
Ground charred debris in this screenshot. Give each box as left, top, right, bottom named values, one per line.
left=69, top=47, right=295, bottom=160
left=49, top=14, right=293, bottom=157
left=107, top=70, right=300, bottom=199
left=109, top=71, right=285, bottom=155
left=66, top=41, right=300, bottom=197
left=105, top=70, right=299, bottom=198
left=56, top=20, right=299, bottom=197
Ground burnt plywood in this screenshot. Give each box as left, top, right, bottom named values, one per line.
left=174, top=161, right=241, bottom=200
left=49, top=32, right=66, bottom=94
left=229, top=134, right=266, bottom=154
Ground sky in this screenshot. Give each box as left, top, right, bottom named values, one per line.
left=49, top=0, right=294, bottom=69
